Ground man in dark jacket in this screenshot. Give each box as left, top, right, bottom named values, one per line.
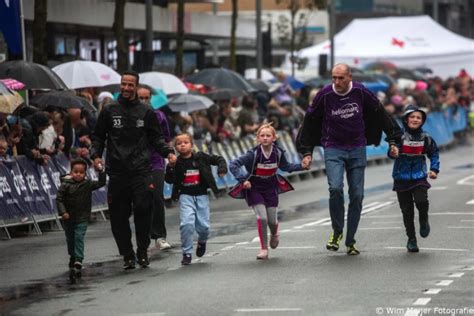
left=91, top=71, right=176, bottom=269
left=297, top=63, right=401, bottom=256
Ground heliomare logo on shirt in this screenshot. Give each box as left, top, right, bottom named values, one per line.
left=401, top=140, right=424, bottom=155
left=331, top=103, right=359, bottom=119
left=183, top=169, right=200, bottom=186
left=136, top=119, right=144, bottom=128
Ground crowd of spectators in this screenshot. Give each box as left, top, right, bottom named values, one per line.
left=0, top=69, right=472, bottom=166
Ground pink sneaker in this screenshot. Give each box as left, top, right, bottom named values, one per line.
left=256, top=249, right=268, bottom=260
left=270, top=234, right=280, bottom=249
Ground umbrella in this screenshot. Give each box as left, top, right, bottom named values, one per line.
left=0, top=60, right=68, bottom=90
left=139, top=71, right=189, bottom=95
left=53, top=60, right=121, bottom=89
left=30, top=90, right=91, bottom=110
left=204, top=88, right=246, bottom=101
left=244, top=68, right=276, bottom=81
left=0, top=82, right=24, bottom=114
left=0, top=78, right=25, bottom=90
left=168, top=94, right=214, bottom=113
left=186, top=68, right=255, bottom=93
left=285, top=75, right=305, bottom=90
left=248, top=79, right=271, bottom=92
left=150, top=89, right=168, bottom=110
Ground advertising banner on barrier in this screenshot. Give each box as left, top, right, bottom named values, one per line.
left=0, top=161, right=30, bottom=221
left=16, top=156, right=54, bottom=215
left=43, top=160, right=61, bottom=213
left=52, top=153, right=70, bottom=175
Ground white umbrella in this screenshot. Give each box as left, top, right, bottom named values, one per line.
left=244, top=68, right=276, bottom=82
left=139, top=71, right=188, bottom=96
left=168, top=94, right=213, bottom=113
left=53, top=61, right=121, bottom=89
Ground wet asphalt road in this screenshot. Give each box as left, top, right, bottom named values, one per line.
left=0, top=141, right=473, bottom=316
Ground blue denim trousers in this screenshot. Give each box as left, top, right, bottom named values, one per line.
left=324, top=146, right=366, bottom=246
left=179, top=194, right=210, bottom=255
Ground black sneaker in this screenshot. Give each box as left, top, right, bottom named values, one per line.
left=196, top=241, right=207, bottom=257
left=74, top=262, right=82, bottom=278
left=137, top=252, right=150, bottom=268
left=420, top=220, right=430, bottom=238
left=181, top=253, right=192, bottom=265
left=407, top=238, right=419, bottom=252
left=123, top=256, right=136, bottom=270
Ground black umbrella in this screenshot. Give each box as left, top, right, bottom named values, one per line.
left=30, top=90, right=92, bottom=110
left=248, top=79, right=271, bottom=92
left=204, top=88, right=246, bottom=101
left=0, top=60, right=68, bottom=90
left=186, top=68, right=255, bottom=93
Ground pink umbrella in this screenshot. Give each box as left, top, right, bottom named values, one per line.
left=0, top=78, right=25, bottom=90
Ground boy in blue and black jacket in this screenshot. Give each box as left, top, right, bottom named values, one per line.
left=388, top=105, right=440, bottom=253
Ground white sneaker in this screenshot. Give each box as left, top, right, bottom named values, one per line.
left=157, top=239, right=172, bottom=250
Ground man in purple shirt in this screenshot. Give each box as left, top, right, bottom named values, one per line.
left=297, top=63, right=401, bottom=255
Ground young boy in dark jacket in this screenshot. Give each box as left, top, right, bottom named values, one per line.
left=56, top=158, right=106, bottom=282
left=165, top=133, right=227, bottom=265
left=388, top=105, right=440, bottom=252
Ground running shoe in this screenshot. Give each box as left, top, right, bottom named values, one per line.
left=346, top=244, right=360, bottom=255
left=326, top=232, right=343, bottom=251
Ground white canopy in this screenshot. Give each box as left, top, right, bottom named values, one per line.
left=284, top=15, right=474, bottom=79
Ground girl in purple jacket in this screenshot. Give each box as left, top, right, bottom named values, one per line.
left=229, top=123, right=308, bottom=260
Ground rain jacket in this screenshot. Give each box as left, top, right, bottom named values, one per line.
left=56, top=170, right=106, bottom=222
left=228, top=144, right=303, bottom=199
left=389, top=105, right=440, bottom=181
left=91, top=95, right=174, bottom=175
left=165, top=151, right=227, bottom=201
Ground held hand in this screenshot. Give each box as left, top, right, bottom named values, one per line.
left=218, top=172, right=226, bottom=178
left=167, top=153, right=177, bottom=166
left=429, top=171, right=438, bottom=179
left=389, top=145, right=399, bottom=158
left=301, top=155, right=312, bottom=169
left=62, top=213, right=70, bottom=220
left=93, top=158, right=103, bottom=171
left=243, top=181, right=251, bottom=189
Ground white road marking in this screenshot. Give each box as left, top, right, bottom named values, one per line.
left=413, top=298, right=431, bottom=306
left=361, top=201, right=395, bottom=215
left=235, top=308, right=302, bottom=313
left=467, top=199, right=474, bottom=205
left=280, top=229, right=292, bottom=233
left=436, top=280, right=454, bottom=286
left=424, top=288, right=442, bottom=294
left=448, top=226, right=474, bottom=229
left=461, top=266, right=474, bottom=270
left=385, top=247, right=469, bottom=252
left=235, top=241, right=249, bottom=245
left=252, top=237, right=260, bottom=243
left=281, top=230, right=314, bottom=233
left=460, top=219, right=474, bottom=222
left=244, top=246, right=317, bottom=250
left=457, top=174, right=474, bottom=185
left=300, top=218, right=331, bottom=227
left=430, top=186, right=447, bottom=190
left=221, top=246, right=235, bottom=251
left=167, top=267, right=180, bottom=271
left=430, top=212, right=474, bottom=215
left=448, top=272, right=464, bottom=278
left=359, top=227, right=403, bottom=230
left=321, top=222, right=331, bottom=226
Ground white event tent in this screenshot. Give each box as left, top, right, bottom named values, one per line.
left=284, top=15, right=474, bottom=78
